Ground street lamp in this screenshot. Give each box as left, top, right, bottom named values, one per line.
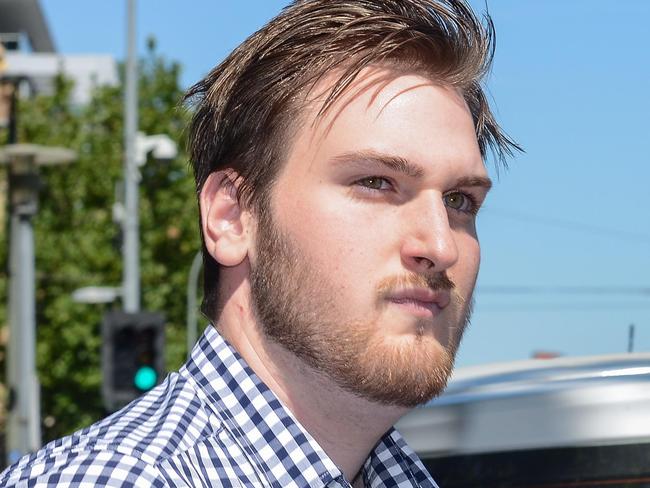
left=135, top=132, right=177, bottom=166
left=0, top=143, right=76, bottom=465
left=71, top=286, right=123, bottom=305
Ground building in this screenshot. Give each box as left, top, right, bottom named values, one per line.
left=0, top=0, right=118, bottom=117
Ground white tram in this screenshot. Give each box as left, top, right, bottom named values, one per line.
left=396, top=353, right=650, bottom=487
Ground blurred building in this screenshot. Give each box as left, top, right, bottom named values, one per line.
left=0, top=0, right=118, bottom=118
left=0, top=0, right=55, bottom=52
left=1, top=0, right=54, bottom=126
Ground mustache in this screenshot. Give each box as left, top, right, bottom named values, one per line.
left=377, top=272, right=456, bottom=298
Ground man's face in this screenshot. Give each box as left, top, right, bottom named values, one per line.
left=249, top=68, right=490, bottom=407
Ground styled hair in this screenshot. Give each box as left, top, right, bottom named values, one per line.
left=185, top=0, right=520, bottom=320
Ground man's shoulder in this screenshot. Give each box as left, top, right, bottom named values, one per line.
left=0, top=370, right=220, bottom=487
left=0, top=445, right=168, bottom=488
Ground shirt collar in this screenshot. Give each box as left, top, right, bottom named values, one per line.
left=181, top=326, right=437, bottom=488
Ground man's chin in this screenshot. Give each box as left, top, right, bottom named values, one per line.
left=375, top=312, right=458, bottom=353
left=325, top=333, right=456, bottom=409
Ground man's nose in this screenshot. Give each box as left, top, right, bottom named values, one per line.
left=400, top=196, right=459, bottom=274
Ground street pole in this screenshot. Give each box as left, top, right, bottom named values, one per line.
left=7, top=161, right=41, bottom=462
left=4, top=81, right=24, bottom=467
left=628, top=324, right=635, bottom=353
left=122, top=0, right=140, bottom=312
left=1, top=145, right=76, bottom=466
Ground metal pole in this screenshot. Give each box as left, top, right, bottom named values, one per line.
left=628, top=324, right=635, bottom=353
left=16, top=212, right=41, bottom=451
left=2, top=145, right=75, bottom=466
left=5, top=82, right=21, bottom=465
left=6, top=156, right=42, bottom=465
left=186, top=251, right=203, bottom=358
left=6, top=210, right=23, bottom=466
left=122, top=0, right=140, bottom=312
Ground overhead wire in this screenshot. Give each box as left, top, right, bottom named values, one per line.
left=486, top=207, right=650, bottom=244
left=477, top=285, right=650, bottom=296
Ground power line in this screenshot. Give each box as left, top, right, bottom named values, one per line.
left=478, top=302, right=650, bottom=311
left=487, top=207, right=650, bottom=244
left=477, top=285, right=650, bottom=296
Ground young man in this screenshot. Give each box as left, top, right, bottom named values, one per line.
left=1, top=1, right=518, bottom=486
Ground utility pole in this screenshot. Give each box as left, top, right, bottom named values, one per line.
left=628, top=324, right=635, bottom=353
left=122, top=0, right=140, bottom=312
left=1, top=144, right=76, bottom=465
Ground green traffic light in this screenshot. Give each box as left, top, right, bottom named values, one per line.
left=134, top=366, right=157, bottom=391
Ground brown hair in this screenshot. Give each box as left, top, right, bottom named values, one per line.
left=185, top=0, right=520, bottom=321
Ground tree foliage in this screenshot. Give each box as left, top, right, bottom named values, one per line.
left=0, top=44, right=201, bottom=442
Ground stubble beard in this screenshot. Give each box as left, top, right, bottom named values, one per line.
left=250, top=207, right=475, bottom=408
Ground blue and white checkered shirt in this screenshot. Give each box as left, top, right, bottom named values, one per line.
left=1, top=326, right=438, bottom=487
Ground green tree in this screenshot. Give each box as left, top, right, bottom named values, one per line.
left=0, top=44, right=200, bottom=441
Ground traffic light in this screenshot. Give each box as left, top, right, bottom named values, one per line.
left=101, top=310, right=165, bottom=412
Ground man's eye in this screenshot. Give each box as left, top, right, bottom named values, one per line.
left=444, top=191, right=476, bottom=213
left=355, top=176, right=391, bottom=191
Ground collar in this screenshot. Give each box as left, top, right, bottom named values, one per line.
left=181, top=326, right=437, bottom=488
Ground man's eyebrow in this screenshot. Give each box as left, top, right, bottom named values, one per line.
left=455, top=175, right=493, bottom=192
left=331, top=150, right=424, bottom=178
left=331, top=151, right=493, bottom=191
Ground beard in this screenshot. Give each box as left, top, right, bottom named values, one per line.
left=250, top=208, right=474, bottom=408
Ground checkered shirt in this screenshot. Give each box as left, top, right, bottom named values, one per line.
left=0, top=326, right=438, bottom=487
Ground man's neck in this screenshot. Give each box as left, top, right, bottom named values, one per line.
left=216, top=296, right=407, bottom=483
left=262, top=338, right=408, bottom=481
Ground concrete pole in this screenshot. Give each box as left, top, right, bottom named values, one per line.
left=14, top=212, right=41, bottom=453
left=6, top=155, right=42, bottom=465
left=6, top=206, right=23, bottom=466
left=1, top=144, right=75, bottom=466
left=122, top=0, right=140, bottom=312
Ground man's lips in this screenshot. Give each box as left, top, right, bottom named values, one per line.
left=385, top=288, right=451, bottom=315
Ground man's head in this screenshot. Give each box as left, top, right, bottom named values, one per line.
left=187, top=0, right=518, bottom=407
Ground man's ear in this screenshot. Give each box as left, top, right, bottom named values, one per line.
left=200, top=170, right=251, bottom=267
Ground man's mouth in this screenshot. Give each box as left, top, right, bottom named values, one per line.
left=386, top=288, right=451, bottom=317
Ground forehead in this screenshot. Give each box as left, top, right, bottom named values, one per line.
left=285, top=66, right=486, bottom=180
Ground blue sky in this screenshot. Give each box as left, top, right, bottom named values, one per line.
left=41, top=0, right=650, bottom=367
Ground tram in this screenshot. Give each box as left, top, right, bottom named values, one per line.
left=396, top=353, right=650, bottom=487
